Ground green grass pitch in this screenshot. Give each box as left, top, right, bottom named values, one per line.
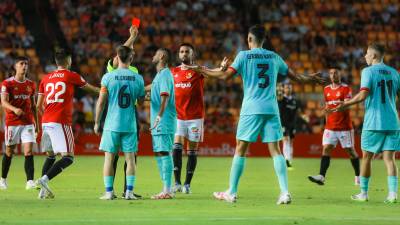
left=0, top=156, right=399, bottom=225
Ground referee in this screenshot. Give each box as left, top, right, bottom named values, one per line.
left=278, top=82, right=300, bottom=169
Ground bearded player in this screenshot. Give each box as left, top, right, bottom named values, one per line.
left=308, top=68, right=360, bottom=186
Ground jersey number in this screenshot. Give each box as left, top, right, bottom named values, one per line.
left=377, top=80, right=393, bottom=104
left=118, top=85, right=131, bottom=108
left=46, top=82, right=66, bottom=103
left=257, top=64, right=270, bottom=89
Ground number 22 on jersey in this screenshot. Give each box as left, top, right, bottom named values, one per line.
left=46, top=82, right=66, bottom=103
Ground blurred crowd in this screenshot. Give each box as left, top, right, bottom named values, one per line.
left=1, top=0, right=400, bottom=135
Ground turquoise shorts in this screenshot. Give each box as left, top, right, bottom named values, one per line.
left=361, top=130, right=400, bottom=153
left=99, top=130, right=138, bottom=153
left=236, top=114, right=283, bottom=143
left=152, top=134, right=174, bottom=152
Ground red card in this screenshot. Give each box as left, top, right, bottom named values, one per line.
left=132, top=18, right=140, bottom=28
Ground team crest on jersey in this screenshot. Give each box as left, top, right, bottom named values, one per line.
left=14, top=87, right=18, bottom=91
left=1, top=86, right=6, bottom=92
left=327, top=93, right=330, bottom=97
left=26, top=86, right=32, bottom=92
left=186, top=73, right=193, bottom=79
left=336, top=92, right=341, bottom=97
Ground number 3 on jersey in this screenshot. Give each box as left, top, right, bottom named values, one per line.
left=46, top=82, right=66, bottom=103
left=257, top=64, right=270, bottom=89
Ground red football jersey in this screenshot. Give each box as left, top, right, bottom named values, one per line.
left=1, top=77, right=36, bottom=126
left=38, top=69, right=87, bottom=125
left=324, top=84, right=353, bottom=130
left=171, top=65, right=205, bottom=120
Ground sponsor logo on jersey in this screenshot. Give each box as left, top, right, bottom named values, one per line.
left=175, top=82, right=191, bottom=88
left=13, top=95, right=30, bottom=100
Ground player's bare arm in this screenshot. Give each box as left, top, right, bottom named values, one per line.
left=31, top=95, right=39, bottom=134
left=150, top=95, right=169, bottom=130
left=287, top=69, right=327, bottom=85
left=1, top=93, right=23, bottom=116
left=82, top=83, right=100, bottom=95
left=112, top=26, right=139, bottom=67
left=94, top=88, right=108, bottom=135
left=36, top=94, right=44, bottom=115
left=331, top=90, right=369, bottom=113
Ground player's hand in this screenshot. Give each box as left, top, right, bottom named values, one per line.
left=13, top=108, right=24, bottom=116
left=94, top=123, right=100, bottom=135
left=220, top=57, right=229, bottom=71
left=150, top=116, right=161, bottom=131
left=129, top=26, right=138, bottom=39
left=309, top=72, right=329, bottom=85
left=331, top=102, right=346, bottom=113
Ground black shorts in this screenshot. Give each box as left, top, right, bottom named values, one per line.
left=282, top=126, right=295, bottom=139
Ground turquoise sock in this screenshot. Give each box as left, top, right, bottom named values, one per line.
left=155, top=156, right=163, bottom=180
left=273, top=155, right=289, bottom=193
left=388, top=176, right=398, bottom=193
left=360, top=176, right=370, bottom=193
left=228, top=155, right=246, bottom=195
left=161, top=155, right=173, bottom=192
left=104, top=176, right=114, bottom=192
left=126, top=175, right=135, bottom=191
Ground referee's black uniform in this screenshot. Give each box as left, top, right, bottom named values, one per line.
left=278, top=95, right=299, bottom=138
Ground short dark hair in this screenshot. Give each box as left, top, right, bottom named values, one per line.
left=54, top=48, right=71, bottom=66
left=14, top=56, right=29, bottom=64
left=179, top=43, right=195, bottom=52
left=249, top=24, right=266, bottom=43
left=158, top=47, right=172, bottom=64
left=117, top=45, right=133, bottom=64
left=368, top=42, right=385, bottom=56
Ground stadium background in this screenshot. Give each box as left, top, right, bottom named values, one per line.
left=1, top=0, right=399, bottom=156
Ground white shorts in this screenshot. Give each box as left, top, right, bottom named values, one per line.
left=322, top=129, right=354, bottom=149
left=4, top=124, right=36, bottom=146
left=41, top=123, right=74, bottom=154
left=175, top=118, right=204, bottom=142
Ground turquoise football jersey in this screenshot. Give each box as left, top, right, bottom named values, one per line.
left=360, top=63, right=400, bottom=130
left=101, top=68, right=145, bottom=132
left=230, top=48, right=288, bottom=115
left=150, top=68, right=177, bottom=135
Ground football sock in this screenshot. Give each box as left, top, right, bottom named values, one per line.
left=388, top=176, right=398, bottom=194
left=46, top=156, right=74, bottom=180
left=104, top=176, right=114, bottom=192
left=161, top=155, right=173, bottom=193
left=360, top=176, right=370, bottom=193
left=24, top=155, right=34, bottom=181
left=42, top=156, right=56, bottom=176
left=1, top=154, right=12, bottom=179
left=273, top=155, right=289, bottom=193
left=319, top=156, right=331, bottom=177
left=350, top=158, right=360, bottom=176
left=155, top=156, right=163, bottom=181
left=228, top=155, right=246, bottom=195
left=184, top=150, right=197, bottom=185
left=173, top=143, right=183, bottom=185
left=126, top=175, right=135, bottom=192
